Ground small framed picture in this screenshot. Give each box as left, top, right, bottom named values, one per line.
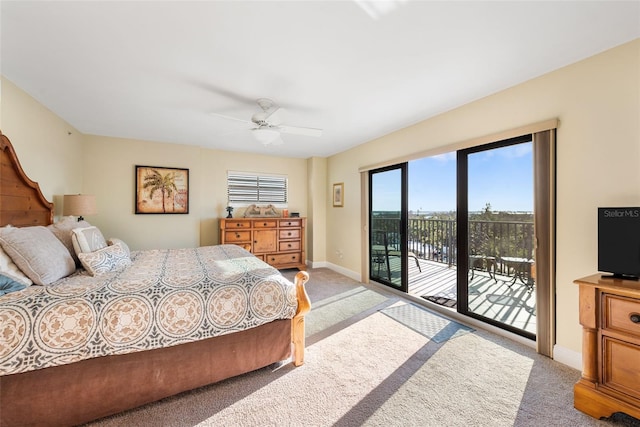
left=333, top=182, right=344, bottom=207
left=135, top=165, right=189, bottom=214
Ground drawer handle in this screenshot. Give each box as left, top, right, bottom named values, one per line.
left=288, top=232, right=292, bottom=236
left=235, top=233, right=240, bottom=238
left=631, top=313, right=640, bottom=324
left=263, top=222, right=267, bottom=226
left=287, top=244, right=292, bottom=248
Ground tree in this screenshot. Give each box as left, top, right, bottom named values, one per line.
left=143, top=169, right=178, bottom=213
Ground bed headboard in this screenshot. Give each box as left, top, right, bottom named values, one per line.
left=0, top=132, right=54, bottom=227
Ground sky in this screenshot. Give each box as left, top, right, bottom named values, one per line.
left=372, top=141, right=534, bottom=213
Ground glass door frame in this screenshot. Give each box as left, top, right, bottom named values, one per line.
left=368, top=163, right=409, bottom=293
left=456, top=135, right=536, bottom=340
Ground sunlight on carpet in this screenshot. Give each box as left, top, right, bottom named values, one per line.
left=380, top=303, right=474, bottom=343
left=305, top=287, right=388, bottom=336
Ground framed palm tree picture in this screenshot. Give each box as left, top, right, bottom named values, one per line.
left=135, top=165, right=189, bottom=214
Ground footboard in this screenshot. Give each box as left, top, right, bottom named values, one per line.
left=292, top=270, right=311, bottom=366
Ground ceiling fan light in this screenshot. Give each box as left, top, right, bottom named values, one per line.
left=252, top=128, right=280, bottom=145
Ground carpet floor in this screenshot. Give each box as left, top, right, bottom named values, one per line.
left=85, top=267, right=640, bottom=427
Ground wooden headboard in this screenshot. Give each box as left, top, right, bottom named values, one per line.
left=0, top=132, right=54, bottom=227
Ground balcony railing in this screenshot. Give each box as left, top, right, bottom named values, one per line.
left=372, top=217, right=534, bottom=275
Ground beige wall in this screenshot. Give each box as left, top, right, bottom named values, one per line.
left=78, top=136, right=310, bottom=251
left=325, top=39, right=640, bottom=356
left=1, top=77, right=85, bottom=214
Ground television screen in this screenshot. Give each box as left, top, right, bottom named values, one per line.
left=598, top=207, right=640, bottom=280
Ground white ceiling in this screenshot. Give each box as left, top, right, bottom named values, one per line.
left=2, top=1, right=639, bottom=158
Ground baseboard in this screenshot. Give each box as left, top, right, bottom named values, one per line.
left=323, top=262, right=361, bottom=282
left=553, top=344, right=582, bottom=371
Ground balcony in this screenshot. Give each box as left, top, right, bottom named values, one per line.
left=371, top=216, right=536, bottom=335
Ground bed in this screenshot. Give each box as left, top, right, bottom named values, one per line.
left=0, top=131, right=311, bottom=426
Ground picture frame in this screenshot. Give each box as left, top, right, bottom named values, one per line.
left=333, top=182, right=344, bottom=207
left=135, top=165, right=189, bottom=214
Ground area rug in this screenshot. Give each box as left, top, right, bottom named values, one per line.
left=380, top=303, right=474, bottom=343
left=422, top=295, right=457, bottom=308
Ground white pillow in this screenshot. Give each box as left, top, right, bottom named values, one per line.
left=0, top=226, right=76, bottom=286
left=78, top=242, right=131, bottom=276
left=47, top=216, right=92, bottom=266
left=107, top=238, right=130, bottom=257
left=71, top=226, right=107, bottom=255
left=0, top=245, right=32, bottom=287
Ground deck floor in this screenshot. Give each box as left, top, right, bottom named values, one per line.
left=377, top=257, right=537, bottom=335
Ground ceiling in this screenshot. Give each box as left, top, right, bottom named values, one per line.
left=2, top=1, right=639, bottom=159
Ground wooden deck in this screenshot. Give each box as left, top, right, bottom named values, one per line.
left=407, top=258, right=536, bottom=335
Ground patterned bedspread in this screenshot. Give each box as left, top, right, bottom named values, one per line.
left=0, top=245, right=298, bottom=376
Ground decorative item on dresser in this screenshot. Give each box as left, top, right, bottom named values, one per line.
left=574, top=274, right=640, bottom=421
left=220, top=217, right=306, bottom=270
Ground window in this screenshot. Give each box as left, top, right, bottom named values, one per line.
left=227, top=172, right=288, bottom=205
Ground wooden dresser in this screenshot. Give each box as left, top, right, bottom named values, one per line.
left=574, top=274, right=640, bottom=420
left=220, top=217, right=306, bottom=271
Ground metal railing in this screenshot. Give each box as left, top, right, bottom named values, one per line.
left=372, top=217, right=534, bottom=274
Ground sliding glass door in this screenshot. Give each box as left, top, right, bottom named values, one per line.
left=457, top=136, right=536, bottom=338
left=369, top=164, right=408, bottom=292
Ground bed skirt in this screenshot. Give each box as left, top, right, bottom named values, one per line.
left=0, top=318, right=292, bottom=427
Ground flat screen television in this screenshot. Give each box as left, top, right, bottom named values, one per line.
left=598, top=207, right=640, bottom=280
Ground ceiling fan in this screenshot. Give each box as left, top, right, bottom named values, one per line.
left=212, top=98, right=323, bottom=145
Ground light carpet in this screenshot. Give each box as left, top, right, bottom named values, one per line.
left=380, top=303, right=473, bottom=343
left=85, top=267, right=640, bottom=427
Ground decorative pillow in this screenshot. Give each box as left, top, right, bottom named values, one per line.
left=47, top=216, right=91, bottom=266
left=0, top=273, right=27, bottom=296
left=78, top=242, right=131, bottom=276
left=107, top=238, right=130, bottom=257
left=0, top=226, right=76, bottom=286
left=0, top=245, right=32, bottom=286
left=71, top=226, right=107, bottom=255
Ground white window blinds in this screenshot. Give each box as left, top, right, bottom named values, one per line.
left=227, top=172, right=288, bottom=204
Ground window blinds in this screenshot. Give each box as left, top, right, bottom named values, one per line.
left=227, top=172, right=288, bottom=204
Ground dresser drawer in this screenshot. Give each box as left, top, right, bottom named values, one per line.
left=279, top=219, right=301, bottom=228
left=279, top=240, right=300, bottom=252
left=224, top=221, right=251, bottom=229
left=253, top=220, right=278, bottom=228
left=266, top=252, right=301, bottom=266
left=224, top=230, right=251, bottom=242
left=603, top=294, right=640, bottom=336
left=233, top=243, right=252, bottom=252
left=603, top=337, right=640, bottom=398
left=279, top=229, right=300, bottom=239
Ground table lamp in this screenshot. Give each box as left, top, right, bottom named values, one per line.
left=63, top=194, right=97, bottom=221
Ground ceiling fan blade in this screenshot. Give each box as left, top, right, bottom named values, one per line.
left=271, top=134, right=284, bottom=146
left=210, top=112, right=253, bottom=125
left=278, top=125, right=323, bottom=137
left=266, top=107, right=284, bottom=125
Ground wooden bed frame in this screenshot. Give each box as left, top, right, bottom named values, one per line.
left=0, top=132, right=311, bottom=426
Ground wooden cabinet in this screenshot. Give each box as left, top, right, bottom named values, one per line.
left=220, top=217, right=306, bottom=271
left=574, top=274, right=640, bottom=421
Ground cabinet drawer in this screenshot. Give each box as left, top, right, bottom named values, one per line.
left=224, top=230, right=251, bottom=242
left=279, top=220, right=301, bottom=228
left=603, top=337, right=640, bottom=398
left=603, top=294, right=640, bottom=336
left=233, top=243, right=252, bottom=252
left=279, top=240, right=300, bottom=252
left=279, top=229, right=300, bottom=239
left=224, top=221, right=251, bottom=229
left=253, top=220, right=278, bottom=228
left=266, top=252, right=301, bottom=266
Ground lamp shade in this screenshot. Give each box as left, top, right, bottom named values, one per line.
left=63, top=194, right=97, bottom=217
